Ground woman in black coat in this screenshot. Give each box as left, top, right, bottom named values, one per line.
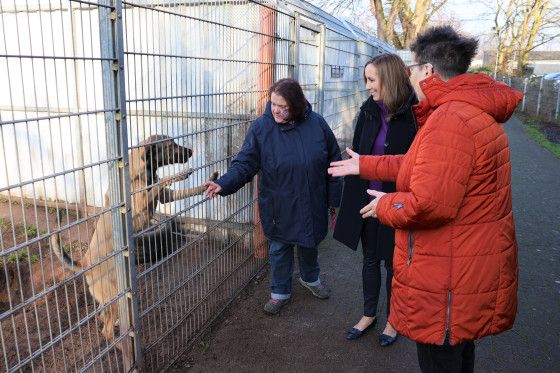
left=333, top=53, right=417, bottom=345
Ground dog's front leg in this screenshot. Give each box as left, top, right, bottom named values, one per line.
left=157, top=171, right=219, bottom=203
left=146, top=169, right=196, bottom=202
left=158, top=169, right=195, bottom=186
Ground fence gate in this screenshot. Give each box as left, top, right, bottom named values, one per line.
left=0, top=0, right=392, bottom=371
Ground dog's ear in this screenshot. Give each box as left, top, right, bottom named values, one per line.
left=140, top=143, right=150, bottom=162
left=141, top=141, right=164, bottom=166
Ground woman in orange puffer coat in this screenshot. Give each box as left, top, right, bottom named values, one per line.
left=329, top=26, right=523, bottom=372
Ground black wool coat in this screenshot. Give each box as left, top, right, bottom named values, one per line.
left=333, top=93, right=418, bottom=259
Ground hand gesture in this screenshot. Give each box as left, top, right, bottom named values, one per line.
left=359, top=190, right=386, bottom=218
left=203, top=181, right=222, bottom=199
left=328, top=147, right=360, bottom=177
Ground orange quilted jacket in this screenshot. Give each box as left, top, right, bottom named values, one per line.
left=360, top=73, right=523, bottom=345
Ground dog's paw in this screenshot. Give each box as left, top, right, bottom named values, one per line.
left=209, top=171, right=219, bottom=181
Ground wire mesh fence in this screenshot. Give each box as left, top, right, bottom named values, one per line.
left=499, top=75, right=560, bottom=122
left=0, top=0, right=392, bottom=371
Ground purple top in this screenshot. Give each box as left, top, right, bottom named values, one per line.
left=369, top=100, right=389, bottom=201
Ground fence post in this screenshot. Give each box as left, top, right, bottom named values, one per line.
left=100, top=0, right=141, bottom=370
left=315, top=24, right=326, bottom=116
left=356, top=40, right=366, bottom=115
left=115, top=0, right=144, bottom=370
left=68, top=6, right=88, bottom=219
left=536, top=76, right=544, bottom=116
left=556, top=83, right=560, bottom=122
left=254, top=4, right=276, bottom=259
left=291, top=13, right=300, bottom=80
left=522, top=78, right=528, bottom=112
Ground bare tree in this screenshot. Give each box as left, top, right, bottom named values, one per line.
left=310, top=0, right=450, bottom=49
left=492, top=0, right=560, bottom=76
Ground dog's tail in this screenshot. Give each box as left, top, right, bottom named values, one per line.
left=50, top=211, right=83, bottom=272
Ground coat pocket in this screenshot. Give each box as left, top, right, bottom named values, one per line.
left=406, top=230, right=415, bottom=266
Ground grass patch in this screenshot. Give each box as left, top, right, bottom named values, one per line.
left=24, top=202, right=33, bottom=208
left=0, top=196, right=22, bottom=205
left=5, top=250, right=39, bottom=264
left=27, top=225, right=37, bottom=237
left=62, top=241, right=83, bottom=254
left=0, top=218, right=8, bottom=231
left=517, top=113, right=560, bottom=158
left=47, top=207, right=67, bottom=215
left=18, top=222, right=38, bottom=239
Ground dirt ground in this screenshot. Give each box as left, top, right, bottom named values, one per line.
left=0, top=201, right=128, bottom=372
left=539, top=119, right=560, bottom=143
left=169, top=230, right=420, bottom=373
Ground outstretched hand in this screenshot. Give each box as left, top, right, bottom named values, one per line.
left=328, top=147, right=360, bottom=177
left=203, top=180, right=222, bottom=199
left=359, top=190, right=386, bottom=218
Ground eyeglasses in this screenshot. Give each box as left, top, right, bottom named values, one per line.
left=405, top=62, right=434, bottom=77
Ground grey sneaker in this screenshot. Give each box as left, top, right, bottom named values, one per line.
left=299, top=277, right=330, bottom=299
left=263, top=298, right=290, bottom=315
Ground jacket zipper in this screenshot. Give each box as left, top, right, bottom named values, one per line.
left=410, top=106, right=419, bottom=132
left=272, top=197, right=276, bottom=225
left=406, top=230, right=415, bottom=266
left=442, top=291, right=451, bottom=345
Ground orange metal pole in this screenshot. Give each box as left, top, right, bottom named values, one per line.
left=254, top=5, right=275, bottom=259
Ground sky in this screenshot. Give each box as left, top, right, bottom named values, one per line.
left=443, top=1, right=493, bottom=34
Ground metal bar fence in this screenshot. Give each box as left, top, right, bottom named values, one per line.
left=0, top=0, right=392, bottom=371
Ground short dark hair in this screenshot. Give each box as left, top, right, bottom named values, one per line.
left=269, top=78, right=307, bottom=120
left=410, top=26, right=478, bottom=80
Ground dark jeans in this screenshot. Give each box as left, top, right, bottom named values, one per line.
left=416, top=340, right=475, bottom=373
left=268, top=239, right=320, bottom=299
left=361, top=218, right=393, bottom=318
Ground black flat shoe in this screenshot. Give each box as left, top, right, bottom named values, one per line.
left=346, top=318, right=377, bottom=340
left=379, top=332, right=398, bottom=346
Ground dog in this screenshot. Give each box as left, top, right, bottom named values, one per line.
left=50, top=134, right=218, bottom=350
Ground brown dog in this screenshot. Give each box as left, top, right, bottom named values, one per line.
left=50, top=134, right=218, bottom=349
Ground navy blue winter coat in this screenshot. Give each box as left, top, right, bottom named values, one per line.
left=216, top=101, right=343, bottom=247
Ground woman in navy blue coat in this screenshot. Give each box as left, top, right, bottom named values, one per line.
left=333, top=54, right=417, bottom=344
left=204, top=78, right=343, bottom=315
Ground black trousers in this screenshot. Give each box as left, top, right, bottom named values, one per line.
left=416, top=340, right=475, bottom=373
left=361, top=218, right=393, bottom=318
